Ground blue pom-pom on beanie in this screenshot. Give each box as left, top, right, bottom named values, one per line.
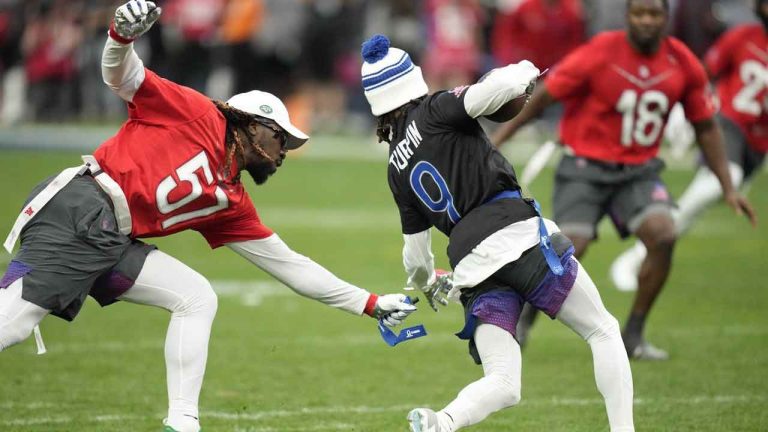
left=361, top=34, right=391, bottom=64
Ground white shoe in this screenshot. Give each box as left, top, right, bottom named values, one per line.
left=162, top=415, right=200, bottom=432
left=609, top=243, right=646, bottom=292
left=408, top=408, right=441, bottom=432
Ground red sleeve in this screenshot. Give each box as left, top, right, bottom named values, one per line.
left=128, top=68, right=213, bottom=125
left=676, top=41, right=718, bottom=123
left=197, top=198, right=274, bottom=249
left=703, top=27, right=741, bottom=79
left=544, top=36, right=603, bottom=100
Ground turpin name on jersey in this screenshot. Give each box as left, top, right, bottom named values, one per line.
left=389, top=121, right=423, bottom=173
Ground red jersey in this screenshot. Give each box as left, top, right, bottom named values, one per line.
left=545, top=31, right=717, bottom=164
left=93, top=69, right=273, bottom=248
left=705, top=24, right=768, bottom=153
left=491, top=0, right=585, bottom=71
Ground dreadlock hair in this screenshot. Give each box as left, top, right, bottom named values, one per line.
left=212, top=100, right=275, bottom=177
left=375, top=97, right=425, bottom=143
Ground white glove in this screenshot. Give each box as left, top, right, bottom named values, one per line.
left=482, top=60, right=540, bottom=98
left=113, top=0, right=162, bottom=41
left=371, top=294, right=417, bottom=328
left=419, top=269, right=453, bottom=312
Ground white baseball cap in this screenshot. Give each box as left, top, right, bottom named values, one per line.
left=227, top=90, right=309, bottom=150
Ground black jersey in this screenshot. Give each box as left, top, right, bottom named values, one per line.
left=387, top=86, right=537, bottom=266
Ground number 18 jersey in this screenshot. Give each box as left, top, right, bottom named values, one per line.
left=545, top=31, right=717, bottom=164
left=93, top=69, right=273, bottom=248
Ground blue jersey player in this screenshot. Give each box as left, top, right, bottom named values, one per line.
left=360, top=35, right=636, bottom=432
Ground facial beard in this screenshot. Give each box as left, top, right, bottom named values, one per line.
left=630, top=29, right=662, bottom=53
left=246, top=159, right=277, bottom=185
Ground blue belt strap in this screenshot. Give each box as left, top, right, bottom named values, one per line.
left=485, top=190, right=522, bottom=203
left=486, top=190, right=564, bottom=276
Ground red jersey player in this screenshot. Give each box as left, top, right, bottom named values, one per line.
left=0, top=2, right=416, bottom=431
left=492, top=0, right=755, bottom=360
left=611, top=0, right=767, bottom=297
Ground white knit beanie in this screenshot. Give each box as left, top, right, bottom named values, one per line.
left=361, top=35, right=428, bottom=116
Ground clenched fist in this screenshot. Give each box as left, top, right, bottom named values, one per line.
left=112, top=0, right=162, bottom=42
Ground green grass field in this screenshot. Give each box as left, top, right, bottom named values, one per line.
left=0, top=149, right=766, bottom=431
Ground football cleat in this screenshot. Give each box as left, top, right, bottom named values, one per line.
left=627, top=340, right=669, bottom=361
left=408, top=408, right=441, bottom=432
left=162, top=426, right=201, bottom=432
left=162, top=415, right=200, bottom=432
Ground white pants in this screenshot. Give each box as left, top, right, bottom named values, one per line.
left=0, top=250, right=217, bottom=423
left=442, top=261, right=634, bottom=432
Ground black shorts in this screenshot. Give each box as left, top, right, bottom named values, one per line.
left=0, top=175, right=154, bottom=321
left=457, top=232, right=577, bottom=365
left=718, top=114, right=766, bottom=180
left=553, top=155, right=675, bottom=239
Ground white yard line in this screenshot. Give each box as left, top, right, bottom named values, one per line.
left=212, top=280, right=294, bottom=307
left=4, top=395, right=766, bottom=427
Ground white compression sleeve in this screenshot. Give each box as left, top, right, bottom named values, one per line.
left=403, top=230, right=435, bottom=290
left=463, top=61, right=540, bottom=118
left=0, top=279, right=49, bottom=351
left=556, top=261, right=635, bottom=432
left=118, top=250, right=218, bottom=424
left=227, top=235, right=371, bottom=315
left=675, top=163, right=744, bottom=235
left=102, top=36, right=145, bottom=102
left=440, top=324, right=522, bottom=431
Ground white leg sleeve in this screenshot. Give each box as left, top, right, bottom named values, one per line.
left=441, top=324, right=522, bottom=431
left=675, top=163, right=744, bottom=235
left=118, top=251, right=218, bottom=425
left=557, top=261, right=635, bottom=432
left=0, top=279, right=49, bottom=351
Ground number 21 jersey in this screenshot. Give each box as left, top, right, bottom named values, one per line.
left=93, top=69, right=273, bottom=248
left=705, top=24, right=768, bottom=152
left=545, top=31, right=717, bottom=164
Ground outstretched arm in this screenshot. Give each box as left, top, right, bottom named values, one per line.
left=102, top=0, right=161, bottom=102
left=227, top=235, right=416, bottom=326
left=693, top=118, right=757, bottom=226
left=491, top=83, right=556, bottom=148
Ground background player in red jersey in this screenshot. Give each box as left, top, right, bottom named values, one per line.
left=0, top=2, right=416, bottom=431
left=611, top=0, right=768, bottom=291
left=492, top=0, right=756, bottom=360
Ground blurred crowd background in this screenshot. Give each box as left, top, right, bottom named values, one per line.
left=0, top=0, right=758, bottom=134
